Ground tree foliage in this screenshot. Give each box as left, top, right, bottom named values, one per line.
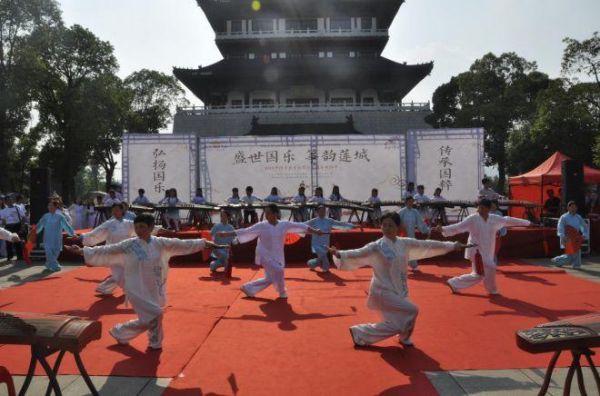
left=123, top=69, right=188, bottom=133
left=426, top=52, right=549, bottom=191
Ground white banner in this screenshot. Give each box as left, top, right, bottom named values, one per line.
left=123, top=134, right=196, bottom=203
left=201, top=135, right=406, bottom=203
left=406, top=128, right=484, bottom=201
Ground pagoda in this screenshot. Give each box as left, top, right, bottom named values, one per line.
left=173, top=0, right=433, bottom=136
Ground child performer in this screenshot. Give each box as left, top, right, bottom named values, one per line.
left=305, top=205, right=355, bottom=272
left=37, top=200, right=75, bottom=272
left=366, top=188, right=382, bottom=226
left=66, top=213, right=226, bottom=350
left=330, top=211, right=469, bottom=347
left=436, top=198, right=531, bottom=295
left=218, top=204, right=323, bottom=299
left=76, top=203, right=136, bottom=295
left=209, top=210, right=236, bottom=272
left=398, top=196, right=430, bottom=271
left=551, top=201, right=589, bottom=269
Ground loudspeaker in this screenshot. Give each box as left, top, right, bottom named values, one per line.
left=561, top=160, right=585, bottom=215
left=30, top=167, right=52, bottom=224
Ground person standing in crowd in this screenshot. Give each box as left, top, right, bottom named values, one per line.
left=330, top=211, right=468, bottom=347
left=552, top=201, right=589, bottom=269
left=241, top=186, right=260, bottom=225
left=209, top=210, right=236, bottom=273
left=217, top=204, right=323, bottom=299
left=0, top=196, right=26, bottom=261
left=86, top=198, right=97, bottom=228
left=366, top=188, right=382, bottom=226
left=398, top=196, right=430, bottom=271
left=543, top=189, right=561, bottom=217
left=70, top=198, right=88, bottom=230
left=328, top=185, right=345, bottom=221
left=36, top=200, right=75, bottom=272
left=305, top=205, right=355, bottom=272
left=436, top=199, right=531, bottom=296
left=132, top=188, right=151, bottom=206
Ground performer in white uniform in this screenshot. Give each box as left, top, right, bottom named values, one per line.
left=77, top=203, right=136, bottom=295
left=437, top=199, right=531, bottom=295
left=218, top=203, right=323, bottom=298
left=66, top=213, right=225, bottom=349
left=331, top=211, right=468, bottom=347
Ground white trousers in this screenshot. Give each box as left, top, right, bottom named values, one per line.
left=448, top=260, right=498, bottom=294
left=95, top=265, right=124, bottom=295
left=243, top=258, right=286, bottom=296
left=110, top=314, right=163, bottom=349
left=351, top=289, right=418, bottom=345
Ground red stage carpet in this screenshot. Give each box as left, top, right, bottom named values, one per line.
left=0, top=258, right=598, bottom=395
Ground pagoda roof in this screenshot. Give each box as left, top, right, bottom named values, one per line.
left=198, top=0, right=404, bottom=31
left=174, top=57, right=433, bottom=102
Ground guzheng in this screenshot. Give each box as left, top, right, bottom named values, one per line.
left=154, top=203, right=219, bottom=211
left=516, top=313, right=600, bottom=396
left=0, top=311, right=102, bottom=395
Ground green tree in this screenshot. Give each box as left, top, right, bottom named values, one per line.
left=427, top=52, right=549, bottom=191
left=26, top=24, right=118, bottom=201
left=0, top=0, right=61, bottom=191
left=123, top=69, right=188, bottom=133
left=562, top=32, right=600, bottom=166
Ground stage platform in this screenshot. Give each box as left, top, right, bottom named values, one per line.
left=62, top=226, right=563, bottom=265
left=0, top=259, right=598, bottom=395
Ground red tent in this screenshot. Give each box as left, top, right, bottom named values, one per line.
left=509, top=151, right=600, bottom=216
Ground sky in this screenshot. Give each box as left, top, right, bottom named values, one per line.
left=58, top=0, right=600, bottom=106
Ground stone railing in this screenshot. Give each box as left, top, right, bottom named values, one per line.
left=216, top=28, right=388, bottom=40
left=177, top=102, right=430, bottom=115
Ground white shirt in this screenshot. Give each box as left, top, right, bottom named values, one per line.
left=478, top=187, right=501, bottom=200
left=236, top=221, right=308, bottom=266
left=132, top=195, right=150, bottom=205
left=103, top=197, right=122, bottom=206
left=264, top=194, right=282, bottom=203
left=1, top=205, right=25, bottom=225
left=442, top=214, right=530, bottom=266
left=334, top=237, right=455, bottom=300
left=82, top=218, right=136, bottom=246
left=431, top=195, right=446, bottom=202
left=413, top=193, right=430, bottom=204
left=84, top=237, right=206, bottom=322
left=227, top=196, right=241, bottom=204
left=241, top=195, right=260, bottom=204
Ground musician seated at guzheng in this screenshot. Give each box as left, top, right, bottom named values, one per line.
left=132, top=188, right=151, bottom=206
left=330, top=211, right=468, bottom=347
left=437, top=198, right=531, bottom=296
left=430, top=187, right=448, bottom=225
left=402, top=182, right=416, bottom=200
left=209, top=210, right=236, bottom=272
left=37, top=200, right=75, bottom=272
left=398, top=196, right=430, bottom=271
left=366, top=188, right=382, bottom=225
left=103, top=189, right=122, bottom=206
left=328, top=185, right=345, bottom=220
left=160, top=188, right=182, bottom=232
left=309, top=186, right=325, bottom=204
left=478, top=177, right=503, bottom=200
left=66, top=213, right=226, bottom=350
left=264, top=187, right=283, bottom=203
left=191, top=188, right=207, bottom=227
left=122, top=202, right=136, bottom=221
left=77, top=203, right=136, bottom=295
left=218, top=204, right=324, bottom=299
left=241, top=185, right=260, bottom=225
left=226, top=188, right=242, bottom=227
left=551, top=201, right=589, bottom=269
left=305, top=205, right=355, bottom=272
left=291, top=186, right=309, bottom=221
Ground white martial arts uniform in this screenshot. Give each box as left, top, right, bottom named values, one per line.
left=83, top=237, right=207, bottom=348
left=81, top=218, right=136, bottom=295
left=236, top=221, right=308, bottom=297
left=442, top=214, right=530, bottom=294
left=0, top=227, right=19, bottom=241
left=333, top=237, right=456, bottom=346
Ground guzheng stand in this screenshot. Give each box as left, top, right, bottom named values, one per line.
left=0, top=312, right=101, bottom=396
left=516, top=313, right=600, bottom=396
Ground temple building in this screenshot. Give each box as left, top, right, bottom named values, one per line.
left=173, top=0, right=433, bottom=136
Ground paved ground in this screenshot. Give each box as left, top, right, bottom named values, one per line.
left=1, top=257, right=598, bottom=395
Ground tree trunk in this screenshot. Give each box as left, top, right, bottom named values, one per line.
left=497, top=157, right=506, bottom=195
left=104, top=166, right=114, bottom=192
